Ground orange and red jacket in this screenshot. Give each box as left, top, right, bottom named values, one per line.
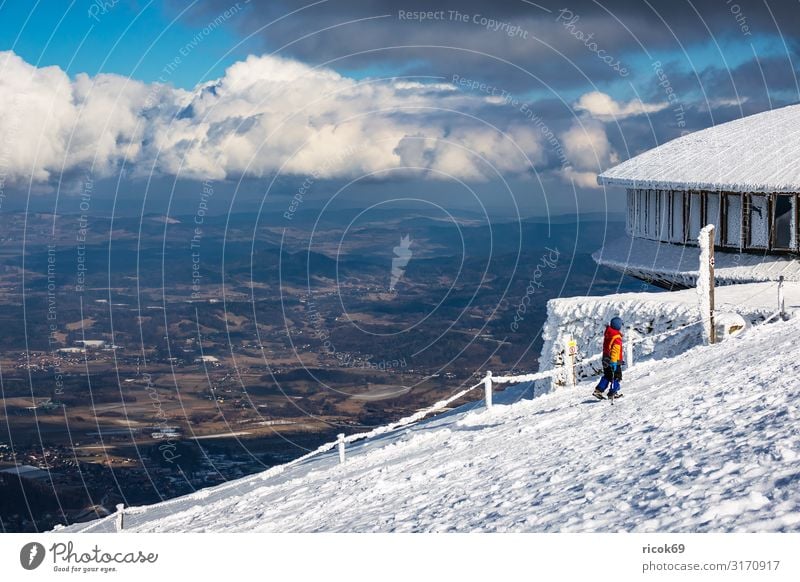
left=602, top=325, right=623, bottom=364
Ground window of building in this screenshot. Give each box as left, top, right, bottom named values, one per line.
left=658, top=190, right=670, bottom=240
left=646, top=189, right=659, bottom=239
left=636, top=189, right=646, bottom=237
left=772, top=194, right=795, bottom=250
left=671, top=191, right=685, bottom=243
left=687, top=192, right=703, bottom=242
left=725, top=194, right=742, bottom=248
left=626, top=190, right=635, bottom=236
left=749, top=194, right=768, bottom=248
left=706, top=193, right=720, bottom=244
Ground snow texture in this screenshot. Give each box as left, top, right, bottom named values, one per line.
left=598, top=103, right=800, bottom=192
left=697, top=224, right=715, bottom=344
left=593, top=235, right=800, bottom=287
left=60, top=316, right=800, bottom=532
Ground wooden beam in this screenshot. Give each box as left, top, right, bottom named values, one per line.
left=708, top=227, right=716, bottom=344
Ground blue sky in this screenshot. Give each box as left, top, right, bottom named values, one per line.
left=2, top=1, right=789, bottom=101
left=0, top=0, right=252, bottom=88
left=1, top=0, right=799, bottom=216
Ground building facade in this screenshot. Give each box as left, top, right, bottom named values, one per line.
left=595, top=103, right=800, bottom=288
left=625, top=189, right=798, bottom=253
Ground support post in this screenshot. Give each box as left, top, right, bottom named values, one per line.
left=483, top=371, right=493, bottom=409
left=708, top=228, right=716, bottom=344
left=698, top=224, right=716, bottom=345
left=337, top=433, right=346, bottom=464
left=778, top=275, right=785, bottom=317
left=564, top=336, right=577, bottom=388
left=114, top=504, right=124, bottom=532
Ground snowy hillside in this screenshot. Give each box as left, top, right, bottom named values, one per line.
left=62, top=317, right=800, bottom=533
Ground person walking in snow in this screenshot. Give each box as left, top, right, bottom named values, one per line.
left=593, top=316, right=624, bottom=400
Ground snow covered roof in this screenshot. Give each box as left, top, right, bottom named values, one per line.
left=598, top=103, right=800, bottom=192
left=0, top=465, right=50, bottom=479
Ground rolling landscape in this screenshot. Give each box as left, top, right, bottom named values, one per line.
left=0, top=205, right=644, bottom=531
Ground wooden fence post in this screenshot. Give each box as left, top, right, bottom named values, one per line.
left=698, top=224, right=716, bottom=345
left=114, top=504, right=125, bottom=532
left=778, top=275, right=785, bottom=317
left=563, top=336, right=577, bottom=388
left=708, top=227, right=716, bottom=344
left=337, top=433, right=346, bottom=464
left=483, top=371, right=493, bottom=409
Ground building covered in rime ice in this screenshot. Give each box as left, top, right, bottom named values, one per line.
left=595, top=103, right=800, bottom=289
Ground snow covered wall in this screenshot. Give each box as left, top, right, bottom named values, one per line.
left=539, top=294, right=701, bottom=387
left=538, top=282, right=792, bottom=386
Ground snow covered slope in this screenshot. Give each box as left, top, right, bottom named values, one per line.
left=62, top=318, right=800, bottom=533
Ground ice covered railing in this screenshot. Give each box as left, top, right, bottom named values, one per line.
left=67, top=318, right=696, bottom=533
left=71, top=358, right=601, bottom=532
left=71, top=376, right=489, bottom=532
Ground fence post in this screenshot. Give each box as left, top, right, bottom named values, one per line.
left=114, top=504, right=125, bottom=532
left=778, top=275, right=785, bottom=317
left=698, top=225, right=716, bottom=344
left=626, top=327, right=634, bottom=368
left=337, top=433, right=346, bottom=464
left=563, top=336, right=576, bottom=388
left=483, top=371, right=493, bottom=409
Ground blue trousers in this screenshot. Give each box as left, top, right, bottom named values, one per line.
left=597, top=364, right=621, bottom=393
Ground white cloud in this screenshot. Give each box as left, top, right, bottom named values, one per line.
left=562, top=91, right=666, bottom=187
left=698, top=97, right=748, bottom=111
left=0, top=51, right=178, bottom=184
left=393, top=126, right=545, bottom=180
left=561, top=167, right=603, bottom=188
left=574, top=91, right=668, bottom=121
left=558, top=119, right=619, bottom=188
left=0, top=51, right=544, bottom=187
